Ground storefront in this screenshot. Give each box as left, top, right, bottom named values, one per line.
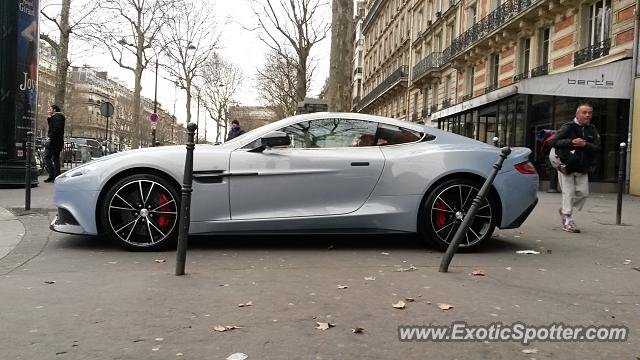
left=432, top=60, right=632, bottom=190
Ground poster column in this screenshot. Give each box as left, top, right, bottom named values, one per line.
left=0, top=0, right=39, bottom=186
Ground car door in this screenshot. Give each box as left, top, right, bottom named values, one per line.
left=229, top=118, right=385, bottom=220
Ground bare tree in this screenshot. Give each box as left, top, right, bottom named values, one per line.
left=198, top=54, right=243, bottom=143
left=327, top=0, right=354, bottom=111
left=161, top=0, right=220, bottom=127
left=89, top=0, right=174, bottom=148
left=249, top=0, right=330, bottom=103
left=256, top=49, right=312, bottom=118
left=39, top=0, right=100, bottom=110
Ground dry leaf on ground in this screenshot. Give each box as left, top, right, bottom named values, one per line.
left=315, top=322, right=335, bottom=330
left=154, top=259, right=166, bottom=263
left=392, top=301, right=406, bottom=309
left=515, top=250, right=540, bottom=255
left=364, top=276, right=376, bottom=281
left=352, top=327, right=365, bottom=334
left=405, top=297, right=415, bottom=302
left=337, top=285, right=349, bottom=289
left=213, top=325, right=242, bottom=332
left=437, top=303, right=454, bottom=310
left=471, top=269, right=485, bottom=276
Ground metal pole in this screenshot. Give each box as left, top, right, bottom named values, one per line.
left=105, top=115, right=109, bottom=141
left=617, top=142, right=627, bottom=225
left=439, top=147, right=511, bottom=273
left=153, top=60, right=158, bottom=147
left=25, top=132, right=33, bottom=211
left=196, top=91, right=200, bottom=144
left=175, top=122, right=197, bottom=276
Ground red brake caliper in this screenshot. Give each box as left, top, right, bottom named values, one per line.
left=158, top=193, right=170, bottom=229
left=435, top=201, right=446, bottom=227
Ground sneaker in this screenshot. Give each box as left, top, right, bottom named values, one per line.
left=562, top=220, right=580, bottom=233
left=558, top=209, right=568, bottom=226
left=43, top=178, right=54, bottom=183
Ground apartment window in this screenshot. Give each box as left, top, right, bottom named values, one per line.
left=539, top=28, right=550, bottom=65
left=432, top=82, right=439, bottom=107
left=465, top=66, right=475, bottom=95
left=446, top=23, right=455, bottom=46
left=520, top=37, right=531, bottom=73
left=489, top=53, right=499, bottom=86
left=444, top=75, right=451, bottom=100
left=588, top=0, right=611, bottom=45
left=422, top=87, right=429, bottom=111
left=435, top=32, right=442, bottom=52
left=491, top=0, right=502, bottom=11
left=467, top=4, right=477, bottom=30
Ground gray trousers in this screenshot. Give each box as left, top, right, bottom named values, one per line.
left=558, top=171, right=589, bottom=216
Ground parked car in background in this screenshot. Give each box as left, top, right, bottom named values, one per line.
left=69, top=138, right=104, bottom=158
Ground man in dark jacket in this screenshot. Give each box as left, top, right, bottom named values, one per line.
left=43, top=104, right=65, bottom=182
left=226, top=120, right=245, bottom=141
left=548, top=103, right=600, bottom=233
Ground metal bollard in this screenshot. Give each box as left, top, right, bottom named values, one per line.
left=25, top=132, right=33, bottom=211
left=439, top=146, right=511, bottom=273
left=175, top=123, right=197, bottom=276
left=616, top=142, right=627, bottom=225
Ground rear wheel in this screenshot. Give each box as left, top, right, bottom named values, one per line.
left=100, top=174, right=179, bottom=251
left=419, top=178, right=498, bottom=251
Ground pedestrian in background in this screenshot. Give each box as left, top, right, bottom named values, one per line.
left=549, top=103, right=601, bottom=233
left=43, top=104, right=65, bottom=183
left=227, top=120, right=245, bottom=141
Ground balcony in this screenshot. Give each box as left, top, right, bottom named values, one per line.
left=359, top=65, right=409, bottom=111
left=412, top=112, right=418, bottom=121
left=462, top=93, right=472, bottom=101
left=442, top=98, right=452, bottom=108
left=574, top=39, right=611, bottom=67
left=513, top=70, right=529, bottom=82
left=442, top=0, right=538, bottom=63
left=430, top=104, right=438, bottom=113
left=485, top=83, right=498, bottom=93
left=412, top=52, right=443, bottom=83
left=530, top=63, right=549, bottom=77
left=354, top=67, right=363, bottom=76
left=421, top=109, right=428, bottom=118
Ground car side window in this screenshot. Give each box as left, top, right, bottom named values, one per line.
left=280, top=119, right=378, bottom=148
left=375, top=124, right=423, bottom=146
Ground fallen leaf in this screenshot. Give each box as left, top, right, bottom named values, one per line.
left=405, top=297, right=415, bottom=302
left=392, top=301, right=406, bottom=309
left=44, top=280, right=56, bottom=284
left=380, top=252, right=390, bottom=255
left=516, top=250, right=540, bottom=255
left=352, top=327, right=365, bottom=334
left=394, top=265, right=417, bottom=272
left=437, top=303, right=454, bottom=311
left=315, top=322, right=335, bottom=330
left=226, top=353, right=248, bottom=360
left=471, top=269, right=485, bottom=276
left=337, top=285, right=349, bottom=289
left=522, top=348, right=538, bottom=354
left=154, top=259, right=166, bottom=263
left=213, top=325, right=242, bottom=332
left=364, top=276, right=376, bottom=281
left=623, top=259, right=632, bottom=265
left=238, top=301, right=253, bottom=307
left=505, top=267, right=512, bottom=271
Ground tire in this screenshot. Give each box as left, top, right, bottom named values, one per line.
left=419, top=178, right=498, bottom=251
left=100, top=173, right=180, bottom=251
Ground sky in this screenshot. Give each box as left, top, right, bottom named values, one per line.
left=42, top=0, right=332, bottom=140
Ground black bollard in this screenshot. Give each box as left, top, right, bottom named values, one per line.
left=439, top=147, right=511, bottom=273
left=25, top=132, right=33, bottom=211
left=175, top=123, right=197, bottom=276
left=616, top=142, right=627, bottom=225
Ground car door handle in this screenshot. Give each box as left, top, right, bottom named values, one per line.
left=351, top=162, right=369, bottom=166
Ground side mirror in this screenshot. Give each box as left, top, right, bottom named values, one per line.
left=249, top=131, right=290, bottom=152
left=261, top=131, right=291, bottom=147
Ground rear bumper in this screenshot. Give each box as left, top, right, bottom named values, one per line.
left=501, top=197, right=538, bottom=229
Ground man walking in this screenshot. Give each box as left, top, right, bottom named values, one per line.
left=549, top=103, right=600, bottom=233
left=43, top=104, right=65, bottom=183
left=226, top=120, right=245, bottom=141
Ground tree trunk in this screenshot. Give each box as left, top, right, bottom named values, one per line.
left=54, top=0, right=72, bottom=110
left=296, top=52, right=308, bottom=103
left=327, top=0, right=355, bottom=112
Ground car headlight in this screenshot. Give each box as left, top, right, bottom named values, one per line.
left=60, top=163, right=100, bottom=178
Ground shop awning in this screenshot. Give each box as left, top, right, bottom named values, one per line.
left=430, top=59, right=631, bottom=121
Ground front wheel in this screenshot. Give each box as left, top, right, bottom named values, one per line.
left=100, top=174, right=180, bottom=251
left=419, top=178, right=498, bottom=251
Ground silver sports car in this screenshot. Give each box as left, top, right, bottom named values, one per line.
left=51, top=112, right=538, bottom=251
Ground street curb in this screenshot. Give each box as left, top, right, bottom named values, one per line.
left=0, top=209, right=53, bottom=275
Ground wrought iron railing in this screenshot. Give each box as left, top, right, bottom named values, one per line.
left=462, top=93, right=472, bottom=101
left=442, top=98, right=452, bottom=108
left=574, top=39, right=610, bottom=66
left=430, top=104, right=439, bottom=113
left=513, top=70, right=529, bottom=82
left=412, top=52, right=443, bottom=82
left=485, top=83, right=498, bottom=93
left=530, top=63, right=549, bottom=77
left=442, top=0, right=536, bottom=62
left=360, top=65, right=409, bottom=108
left=421, top=109, right=428, bottom=118
left=354, top=67, right=363, bottom=76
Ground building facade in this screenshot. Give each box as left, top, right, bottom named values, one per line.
left=355, top=0, right=635, bottom=191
